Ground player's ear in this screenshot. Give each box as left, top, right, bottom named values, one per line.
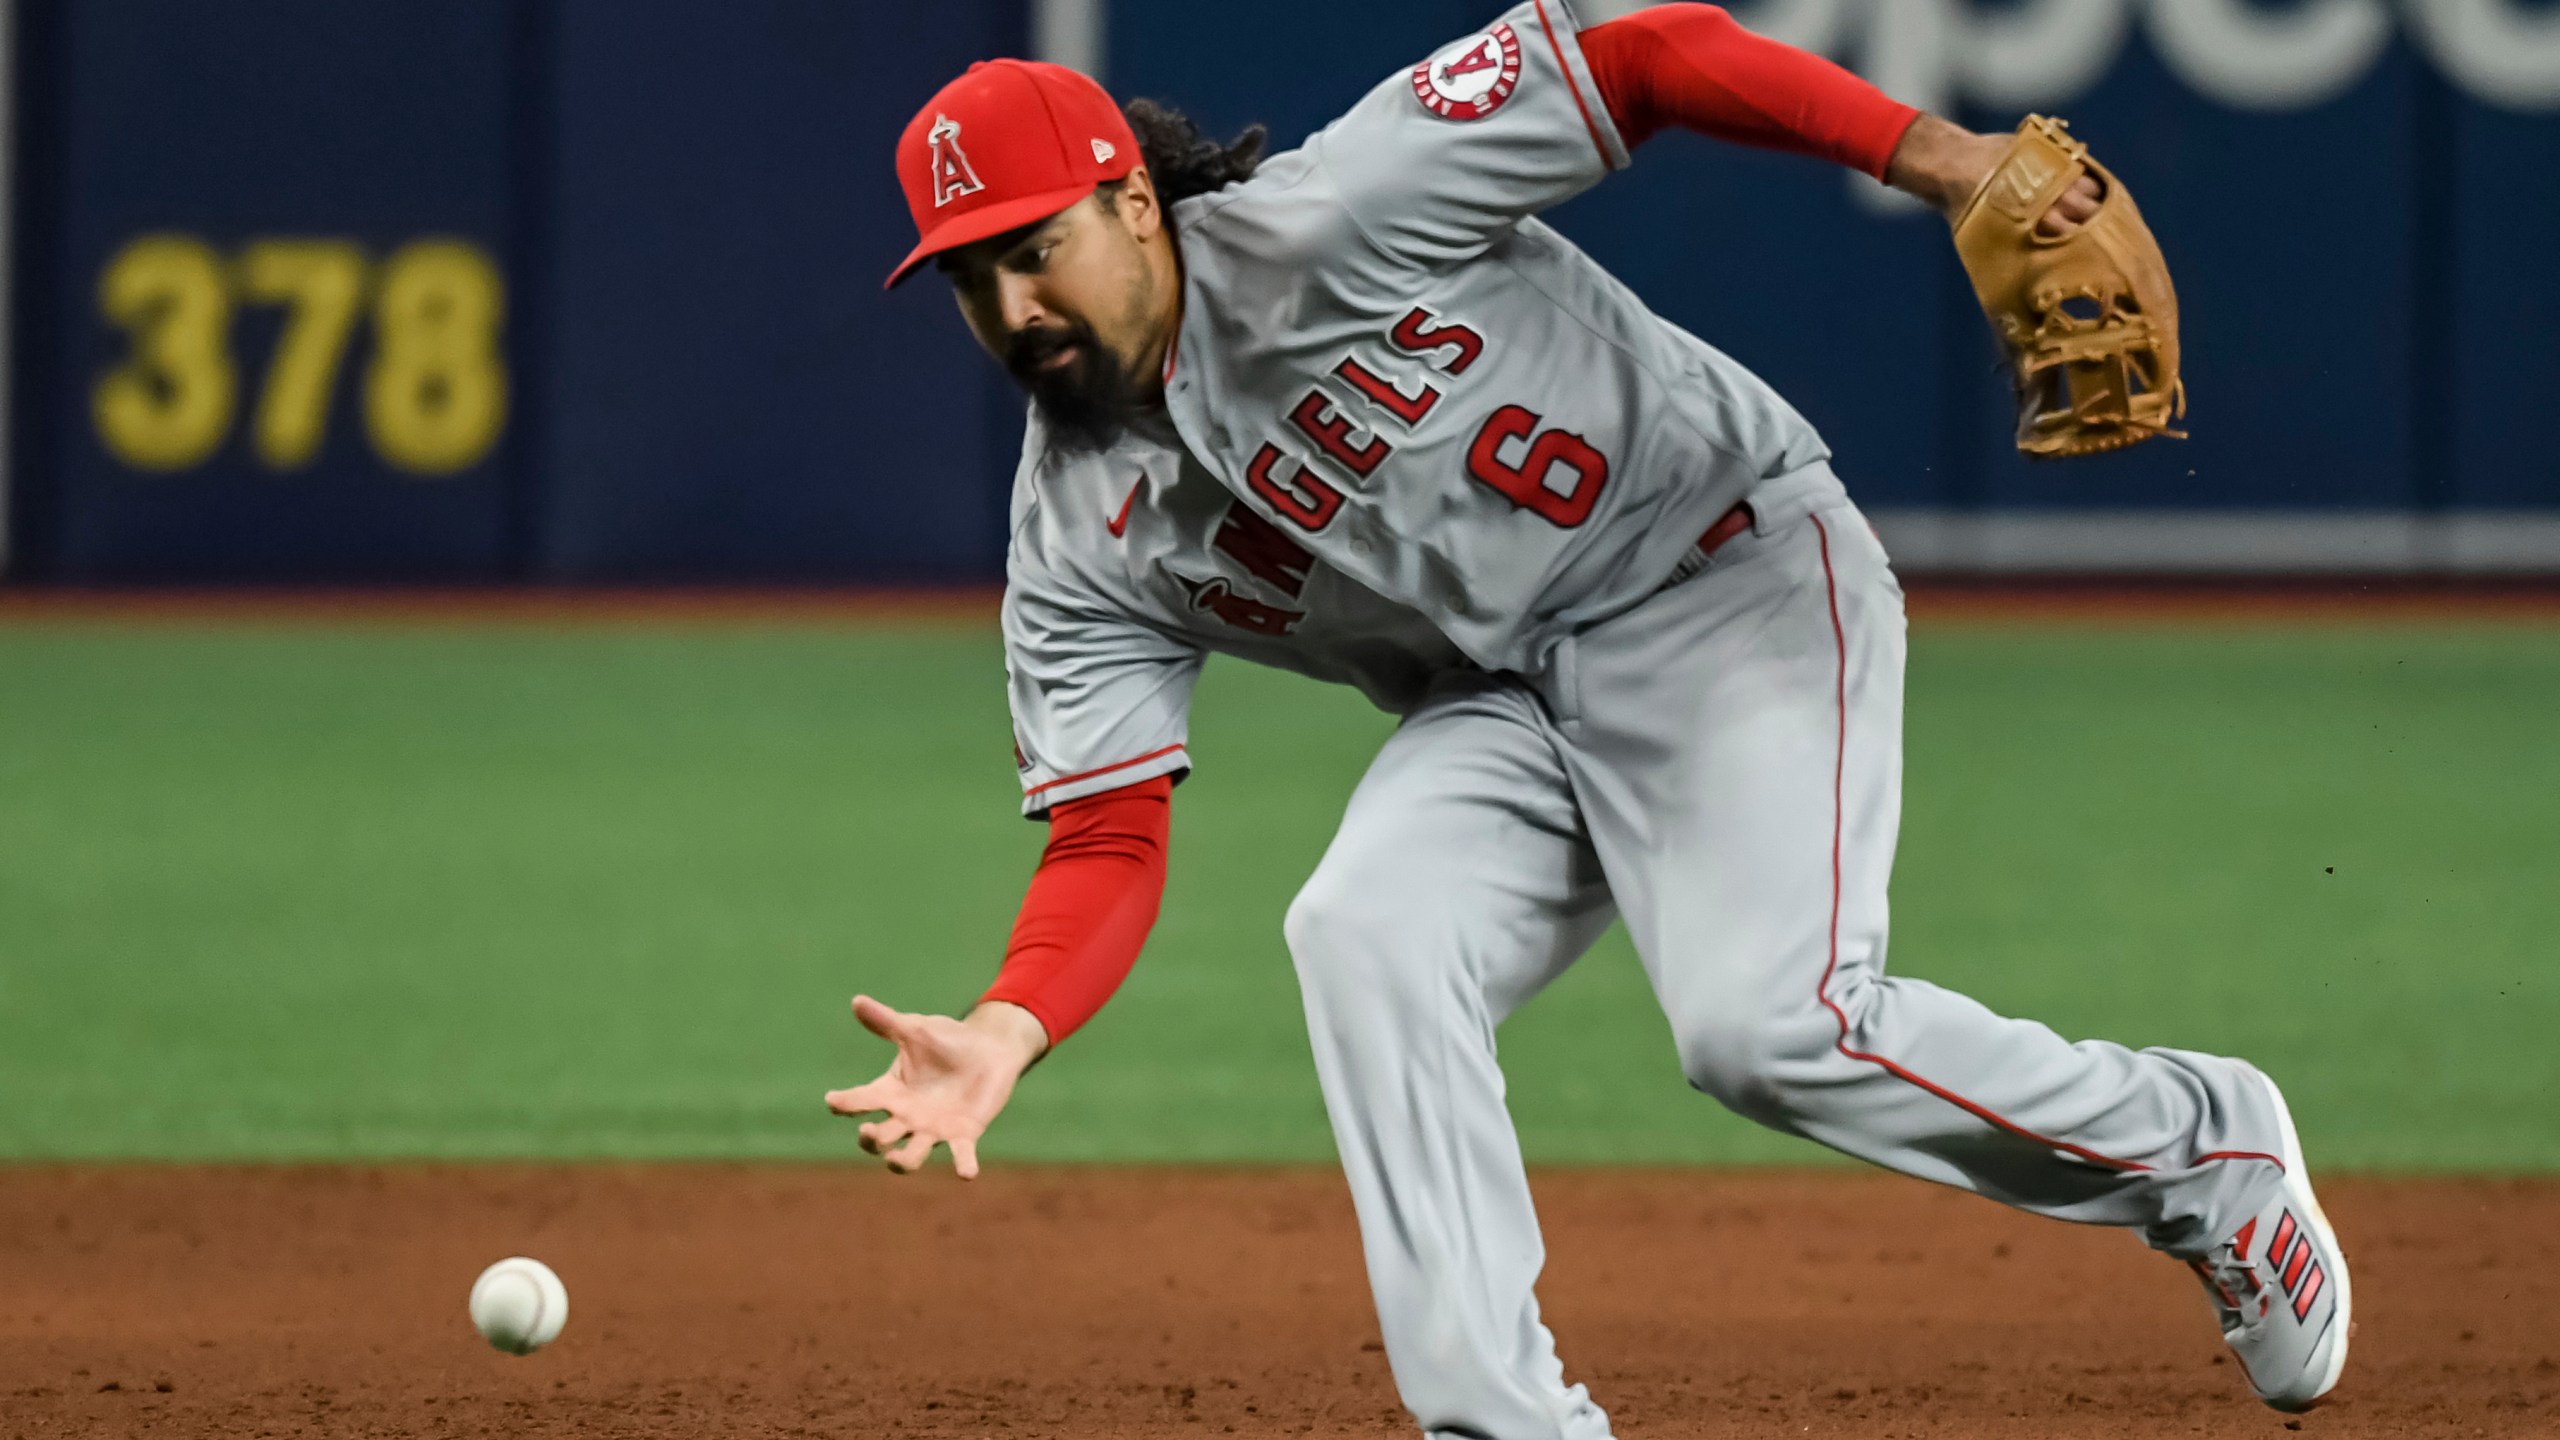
left=1114, top=166, right=1165, bottom=241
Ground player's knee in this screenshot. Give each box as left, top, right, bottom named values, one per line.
left=1671, top=1010, right=1781, bottom=1116
left=1668, top=996, right=1843, bottom=1124
left=1282, top=865, right=1395, bottom=991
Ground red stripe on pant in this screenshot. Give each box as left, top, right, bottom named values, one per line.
left=1809, top=512, right=2161, bottom=1176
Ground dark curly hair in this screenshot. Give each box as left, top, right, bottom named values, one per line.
left=1104, top=98, right=1265, bottom=209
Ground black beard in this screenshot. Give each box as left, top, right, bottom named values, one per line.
left=1007, top=323, right=1139, bottom=457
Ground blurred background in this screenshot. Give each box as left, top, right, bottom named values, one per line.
left=6, top=0, right=2558, bottom=585
left=2, top=2, right=2556, bottom=1172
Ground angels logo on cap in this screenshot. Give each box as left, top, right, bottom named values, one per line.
left=928, top=113, right=985, bottom=208
left=1412, top=24, right=1523, bottom=121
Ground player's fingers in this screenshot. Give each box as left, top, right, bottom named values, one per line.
left=884, top=1132, right=938, bottom=1173
left=2038, top=178, right=2103, bottom=236
left=949, top=1136, right=981, bottom=1181
left=850, top=994, right=910, bottom=1042
left=824, top=1081, right=891, bottom=1115
left=858, top=1118, right=911, bottom=1156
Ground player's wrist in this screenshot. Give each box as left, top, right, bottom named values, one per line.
left=1883, top=114, right=1998, bottom=218
left=965, top=999, right=1052, bottom=1072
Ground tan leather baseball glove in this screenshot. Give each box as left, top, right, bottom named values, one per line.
left=1954, top=116, right=2186, bottom=458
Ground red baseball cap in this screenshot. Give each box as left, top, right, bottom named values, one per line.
left=886, top=60, right=1141, bottom=289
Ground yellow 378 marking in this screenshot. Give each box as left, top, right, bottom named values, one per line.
left=92, top=233, right=508, bottom=477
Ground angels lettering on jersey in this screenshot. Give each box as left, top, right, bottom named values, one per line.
left=1174, top=503, right=1317, bottom=637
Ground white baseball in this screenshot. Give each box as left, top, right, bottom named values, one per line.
left=469, top=1256, right=568, bottom=1355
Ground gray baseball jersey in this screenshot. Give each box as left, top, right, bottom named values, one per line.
left=1008, top=0, right=1844, bottom=812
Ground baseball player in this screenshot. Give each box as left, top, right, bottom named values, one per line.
left=826, top=4, right=2348, bottom=1431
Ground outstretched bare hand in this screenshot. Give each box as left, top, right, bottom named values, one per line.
left=823, top=996, right=1048, bottom=1178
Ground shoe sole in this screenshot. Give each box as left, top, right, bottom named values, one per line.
left=2256, top=1068, right=2352, bottom=1411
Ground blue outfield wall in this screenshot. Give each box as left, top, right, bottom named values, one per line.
left=2454, top=96, right=2560, bottom=511
left=8, top=0, right=2560, bottom=583
left=7, top=0, right=1025, bottom=585
left=8, top=0, right=530, bottom=582
left=531, top=1, right=1025, bottom=584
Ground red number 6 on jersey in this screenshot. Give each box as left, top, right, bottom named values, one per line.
left=1465, top=405, right=1610, bottom=528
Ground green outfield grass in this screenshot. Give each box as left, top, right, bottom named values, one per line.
left=1, top=617, right=2554, bottom=1169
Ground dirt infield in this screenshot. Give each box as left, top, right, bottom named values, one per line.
left=3, top=1168, right=2552, bottom=1438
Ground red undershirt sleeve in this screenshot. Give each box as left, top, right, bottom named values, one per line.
left=978, top=774, right=1172, bottom=1046
left=1579, top=4, right=1920, bottom=181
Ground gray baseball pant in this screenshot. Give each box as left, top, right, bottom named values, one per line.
left=1285, top=500, right=2288, bottom=1440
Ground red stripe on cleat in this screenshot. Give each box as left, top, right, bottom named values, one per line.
left=2291, top=1263, right=2327, bottom=1321
left=2281, top=1235, right=2314, bottom=1292
left=2266, top=1212, right=2298, bottom=1268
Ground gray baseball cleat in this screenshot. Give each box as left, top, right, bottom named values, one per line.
left=2188, top=1070, right=2352, bottom=1412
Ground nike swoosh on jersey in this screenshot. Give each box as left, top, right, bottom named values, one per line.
left=1107, top=474, right=1144, bottom=538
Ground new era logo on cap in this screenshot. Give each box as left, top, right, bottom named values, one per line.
left=1092, top=138, right=1116, bottom=164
